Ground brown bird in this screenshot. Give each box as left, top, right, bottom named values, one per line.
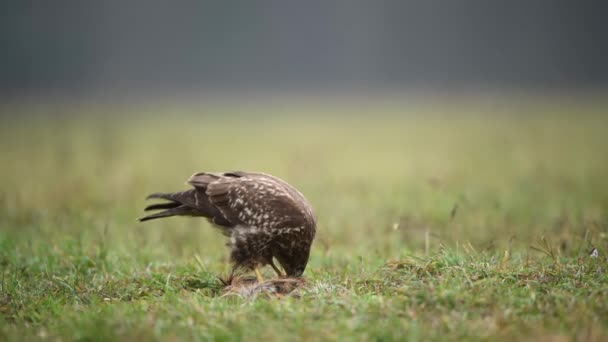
left=138, top=171, right=316, bottom=282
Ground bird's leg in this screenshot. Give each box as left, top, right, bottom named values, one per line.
left=270, top=260, right=284, bottom=277
left=254, top=267, right=265, bottom=283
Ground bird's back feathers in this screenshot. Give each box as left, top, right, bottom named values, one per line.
left=139, top=171, right=315, bottom=233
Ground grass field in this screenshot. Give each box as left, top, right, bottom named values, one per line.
left=1, top=99, right=607, bottom=341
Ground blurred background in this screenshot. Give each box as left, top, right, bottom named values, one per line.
left=0, top=1, right=606, bottom=262
left=1, top=0, right=606, bottom=101
left=1, top=3, right=607, bottom=339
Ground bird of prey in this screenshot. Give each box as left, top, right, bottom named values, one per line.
left=138, top=171, right=316, bottom=282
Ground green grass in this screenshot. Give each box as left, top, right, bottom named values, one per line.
left=1, top=99, right=607, bottom=341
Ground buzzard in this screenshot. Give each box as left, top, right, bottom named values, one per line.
left=138, top=171, right=316, bottom=282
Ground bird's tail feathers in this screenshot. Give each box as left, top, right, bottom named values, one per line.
left=144, top=201, right=181, bottom=211
left=146, top=192, right=177, bottom=201
left=139, top=190, right=201, bottom=222
left=138, top=205, right=198, bottom=222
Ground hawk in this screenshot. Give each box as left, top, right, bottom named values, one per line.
left=138, top=171, right=316, bottom=282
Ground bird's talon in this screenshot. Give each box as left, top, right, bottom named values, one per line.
left=270, top=260, right=285, bottom=278
left=254, top=267, right=265, bottom=283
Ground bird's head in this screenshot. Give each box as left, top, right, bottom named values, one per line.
left=286, top=264, right=306, bottom=278
left=278, top=246, right=311, bottom=277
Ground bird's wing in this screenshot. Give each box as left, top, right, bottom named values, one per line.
left=189, top=172, right=306, bottom=229
left=187, top=172, right=222, bottom=188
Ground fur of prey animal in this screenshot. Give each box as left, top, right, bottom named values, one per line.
left=138, top=171, right=316, bottom=277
